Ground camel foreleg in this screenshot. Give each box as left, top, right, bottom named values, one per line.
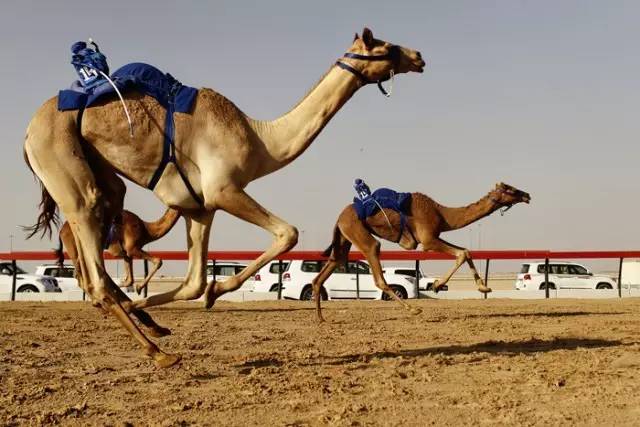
left=204, top=189, right=298, bottom=309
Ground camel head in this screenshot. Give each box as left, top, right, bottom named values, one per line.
left=490, top=183, right=531, bottom=210
left=342, top=27, right=425, bottom=85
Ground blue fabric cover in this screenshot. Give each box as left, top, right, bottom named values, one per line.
left=352, top=188, right=412, bottom=221
left=58, top=62, right=197, bottom=112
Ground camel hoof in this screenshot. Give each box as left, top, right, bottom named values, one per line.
left=135, top=284, right=146, bottom=295
left=147, top=325, right=172, bottom=338
left=479, top=286, right=492, bottom=294
left=432, top=280, right=445, bottom=293
left=409, top=307, right=422, bottom=316
left=203, top=281, right=219, bottom=310
left=153, top=352, right=182, bottom=369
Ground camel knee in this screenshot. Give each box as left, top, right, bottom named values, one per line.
left=276, top=225, right=298, bottom=251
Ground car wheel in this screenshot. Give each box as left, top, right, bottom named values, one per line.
left=539, top=282, right=556, bottom=290
left=300, top=285, right=327, bottom=301
left=17, top=284, right=39, bottom=293
left=382, top=285, right=407, bottom=300
left=596, top=283, right=613, bottom=290
left=300, top=285, right=313, bottom=301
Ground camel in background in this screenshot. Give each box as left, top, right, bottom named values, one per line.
left=312, top=183, right=531, bottom=322
left=24, top=28, right=425, bottom=367
left=56, top=208, right=181, bottom=294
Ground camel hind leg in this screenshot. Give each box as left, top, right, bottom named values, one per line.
left=338, top=211, right=421, bottom=316
left=311, top=228, right=352, bottom=323
left=24, top=120, right=178, bottom=368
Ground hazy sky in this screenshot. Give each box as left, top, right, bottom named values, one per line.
left=1, top=1, right=639, bottom=274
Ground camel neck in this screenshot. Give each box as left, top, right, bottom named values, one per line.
left=144, top=208, right=181, bottom=241
left=439, top=195, right=500, bottom=231
left=250, top=64, right=361, bottom=176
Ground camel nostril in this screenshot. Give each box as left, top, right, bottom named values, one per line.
left=416, top=51, right=422, bottom=59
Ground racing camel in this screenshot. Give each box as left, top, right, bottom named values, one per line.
left=24, top=28, right=425, bottom=367
left=312, top=183, right=530, bottom=322
left=56, top=208, right=181, bottom=294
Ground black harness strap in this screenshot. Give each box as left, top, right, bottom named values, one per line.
left=147, top=100, right=204, bottom=206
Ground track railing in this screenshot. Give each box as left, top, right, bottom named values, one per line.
left=2, top=250, right=640, bottom=301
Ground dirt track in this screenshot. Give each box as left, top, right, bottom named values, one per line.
left=1, top=298, right=640, bottom=426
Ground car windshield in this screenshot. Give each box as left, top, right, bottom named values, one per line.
left=520, top=264, right=530, bottom=274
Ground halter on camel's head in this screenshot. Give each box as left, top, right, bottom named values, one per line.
left=489, top=182, right=531, bottom=215
left=336, top=27, right=425, bottom=97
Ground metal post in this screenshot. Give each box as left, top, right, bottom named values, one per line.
left=10, top=259, right=17, bottom=301
left=483, top=259, right=490, bottom=300
left=143, top=259, right=149, bottom=298
left=414, top=260, right=420, bottom=299
left=544, top=258, right=550, bottom=299
left=212, top=259, right=216, bottom=283
left=356, top=263, right=360, bottom=300
left=617, top=257, right=623, bottom=298
left=277, top=260, right=283, bottom=300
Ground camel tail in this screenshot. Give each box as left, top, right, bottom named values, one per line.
left=54, top=235, right=64, bottom=268
left=321, top=225, right=342, bottom=258
left=23, top=151, right=59, bottom=240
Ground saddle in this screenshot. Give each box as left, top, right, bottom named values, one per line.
left=58, top=41, right=202, bottom=204
left=352, top=179, right=412, bottom=243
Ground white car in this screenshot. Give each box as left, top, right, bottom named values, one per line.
left=206, top=261, right=254, bottom=291
left=279, top=260, right=417, bottom=300
left=35, top=264, right=80, bottom=292
left=0, top=261, right=61, bottom=293
left=515, top=262, right=616, bottom=290
left=384, top=266, right=442, bottom=291
left=252, top=260, right=291, bottom=293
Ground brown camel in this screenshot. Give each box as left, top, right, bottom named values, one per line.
left=56, top=208, right=181, bottom=294
left=312, top=183, right=531, bottom=322
left=24, top=28, right=425, bottom=367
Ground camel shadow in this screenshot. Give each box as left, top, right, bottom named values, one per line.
left=151, top=306, right=315, bottom=314
left=461, top=311, right=627, bottom=319
left=315, top=337, right=630, bottom=366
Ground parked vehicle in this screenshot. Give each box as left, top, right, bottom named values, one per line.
left=0, top=262, right=61, bottom=293
left=35, top=264, right=79, bottom=292
left=621, top=260, right=640, bottom=289
left=279, top=260, right=416, bottom=300
left=206, top=261, right=254, bottom=291
left=384, top=266, right=443, bottom=291
left=515, top=262, right=616, bottom=290
left=252, top=260, right=291, bottom=292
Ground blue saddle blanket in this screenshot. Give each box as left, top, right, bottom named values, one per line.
left=353, top=188, right=412, bottom=221
left=58, top=62, right=197, bottom=112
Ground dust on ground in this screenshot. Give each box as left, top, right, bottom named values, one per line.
left=1, top=298, right=640, bottom=426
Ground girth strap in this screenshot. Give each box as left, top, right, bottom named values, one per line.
left=147, top=102, right=203, bottom=206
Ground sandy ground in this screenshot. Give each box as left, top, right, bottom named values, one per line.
left=1, top=298, right=640, bottom=426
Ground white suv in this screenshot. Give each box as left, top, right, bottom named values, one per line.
left=384, top=267, right=442, bottom=291
left=206, top=261, right=254, bottom=291
left=515, top=262, right=616, bottom=290
left=35, top=264, right=79, bottom=292
left=252, top=261, right=291, bottom=293
left=0, top=262, right=61, bottom=293
left=279, top=260, right=416, bottom=300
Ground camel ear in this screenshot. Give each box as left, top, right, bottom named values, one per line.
left=362, top=27, right=374, bottom=49
left=354, top=32, right=359, bottom=42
